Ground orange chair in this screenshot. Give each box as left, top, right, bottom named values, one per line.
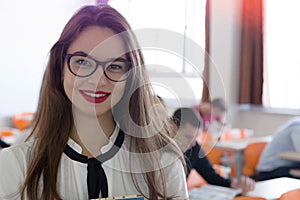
left=242, top=142, right=267, bottom=177
left=199, top=132, right=224, bottom=165
left=233, top=197, right=266, bottom=200
left=229, top=142, right=267, bottom=178
left=206, top=148, right=224, bottom=165
left=197, top=131, right=214, bottom=146
left=12, top=112, right=35, bottom=131
left=279, top=188, right=300, bottom=200
left=0, top=130, right=14, bottom=137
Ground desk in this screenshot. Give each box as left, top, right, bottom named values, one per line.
left=278, top=152, right=300, bottom=162
left=246, top=177, right=300, bottom=199
left=213, top=136, right=272, bottom=177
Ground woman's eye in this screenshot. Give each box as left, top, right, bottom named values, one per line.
left=107, top=64, right=125, bottom=72
left=76, top=59, right=91, bottom=67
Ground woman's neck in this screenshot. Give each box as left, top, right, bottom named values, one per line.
left=71, top=109, right=116, bottom=157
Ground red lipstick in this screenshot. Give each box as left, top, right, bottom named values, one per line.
left=80, top=90, right=110, bottom=103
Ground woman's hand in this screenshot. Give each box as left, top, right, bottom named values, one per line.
left=230, top=176, right=255, bottom=194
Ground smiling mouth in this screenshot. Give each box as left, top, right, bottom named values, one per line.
left=82, top=91, right=107, bottom=98
left=80, top=90, right=110, bottom=103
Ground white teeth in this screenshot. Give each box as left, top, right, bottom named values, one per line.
left=83, top=91, right=107, bottom=98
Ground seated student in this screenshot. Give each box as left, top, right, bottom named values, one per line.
left=192, top=98, right=227, bottom=132
left=256, top=116, right=300, bottom=181
left=170, top=107, right=255, bottom=193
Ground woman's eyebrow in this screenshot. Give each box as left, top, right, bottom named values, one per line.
left=113, top=57, right=129, bottom=62
left=68, top=51, right=89, bottom=56
left=69, top=51, right=130, bottom=63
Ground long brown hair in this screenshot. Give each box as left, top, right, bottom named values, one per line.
left=22, top=5, right=184, bottom=200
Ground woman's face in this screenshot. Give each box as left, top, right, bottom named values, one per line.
left=63, top=26, right=128, bottom=118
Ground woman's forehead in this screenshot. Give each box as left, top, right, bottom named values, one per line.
left=68, top=26, right=127, bottom=60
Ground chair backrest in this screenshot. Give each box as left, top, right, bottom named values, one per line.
left=243, top=141, right=267, bottom=176
left=233, top=197, right=266, bottom=200
left=199, top=132, right=224, bottom=165
left=279, top=188, right=300, bottom=200
left=12, top=112, right=35, bottom=131
left=206, top=148, right=224, bottom=165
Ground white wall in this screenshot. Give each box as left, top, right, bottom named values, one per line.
left=0, top=0, right=297, bottom=133
left=209, top=0, right=296, bottom=136
left=0, top=0, right=94, bottom=122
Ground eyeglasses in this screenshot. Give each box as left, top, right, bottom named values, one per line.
left=65, top=51, right=131, bottom=82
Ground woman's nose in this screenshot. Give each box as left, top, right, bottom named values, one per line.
left=87, top=66, right=108, bottom=85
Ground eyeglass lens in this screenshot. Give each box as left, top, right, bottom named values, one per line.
left=67, top=54, right=130, bottom=82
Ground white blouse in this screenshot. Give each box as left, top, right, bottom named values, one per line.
left=0, top=126, right=188, bottom=200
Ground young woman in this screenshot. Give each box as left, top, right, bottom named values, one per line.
left=0, top=5, right=188, bottom=200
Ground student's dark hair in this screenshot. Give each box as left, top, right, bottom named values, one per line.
left=171, top=107, right=202, bottom=128
left=21, top=5, right=182, bottom=200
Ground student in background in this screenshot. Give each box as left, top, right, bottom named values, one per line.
left=0, top=5, right=187, bottom=199
left=256, top=116, right=300, bottom=181
left=192, top=98, right=227, bottom=131
left=170, top=107, right=255, bottom=194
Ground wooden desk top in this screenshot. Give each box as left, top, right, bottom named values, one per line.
left=246, top=177, right=300, bottom=199
left=278, top=152, right=300, bottom=162
left=213, top=136, right=272, bottom=152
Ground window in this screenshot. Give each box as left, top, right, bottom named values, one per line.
left=263, top=0, right=300, bottom=110
left=109, top=0, right=206, bottom=105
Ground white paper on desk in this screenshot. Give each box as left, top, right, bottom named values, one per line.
left=189, top=184, right=241, bottom=200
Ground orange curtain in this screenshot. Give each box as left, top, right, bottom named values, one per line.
left=238, top=0, right=264, bottom=105
left=201, top=0, right=211, bottom=103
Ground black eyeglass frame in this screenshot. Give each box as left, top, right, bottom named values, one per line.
left=65, top=51, right=131, bottom=82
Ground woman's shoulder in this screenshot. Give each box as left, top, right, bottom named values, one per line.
left=0, top=140, right=34, bottom=168
left=1, top=139, right=33, bottom=153
left=162, top=149, right=183, bottom=165
left=0, top=141, right=33, bottom=197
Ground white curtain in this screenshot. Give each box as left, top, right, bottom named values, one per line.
left=109, top=0, right=206, bottom=103
left=263, top=0, right=300, bottom=109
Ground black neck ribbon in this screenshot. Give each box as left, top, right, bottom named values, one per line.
left=64, top=129, right=125, bottom=199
